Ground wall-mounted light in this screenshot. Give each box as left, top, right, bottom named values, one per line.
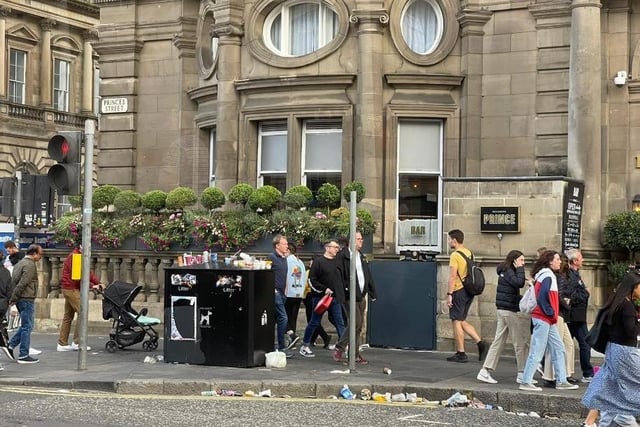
left=614, top=71, right=628, bottom=87
left=632, top=194, right=640, bottom=211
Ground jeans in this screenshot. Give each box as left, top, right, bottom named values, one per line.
left=302, top=294, right=345, bottom=346
left=522, top=317, right=568, bottom=384
left=568, top=321, right=594, bottom=377
left=598, top=412, right=639, bottom=427
left=275, top=291, right=288, bottom=350
left=8, top=300, right=35, bottom=359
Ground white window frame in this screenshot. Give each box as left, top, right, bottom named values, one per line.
left=396, top=119, right=443, bottom=253
left=400, top=0, right=443, bottom=55
left=258, top=121, right=288, bottom=188
left=209, top=128, right=216, bottom=187
left=8, top=48, right=26, bottom=104
left=53, top=58, right=71, bottom=112
left=264, top=1, right=338, bottom=57
left=301, top=118, right=342, bottom=188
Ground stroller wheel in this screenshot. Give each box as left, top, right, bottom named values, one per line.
left=105, top=340, right=118, bottom=353
left=142, top=340, right=153, bottom=351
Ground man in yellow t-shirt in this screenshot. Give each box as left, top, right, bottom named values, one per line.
left=446, top=229, right=487, bottom=363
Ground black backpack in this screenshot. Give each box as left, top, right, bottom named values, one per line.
left=456, top=251, right=485, bottom=296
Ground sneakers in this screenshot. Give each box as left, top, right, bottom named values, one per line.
left=0, top=363, right=4, bottom=371
left=57, top=344, right=74, bottom=352
left=477, top=368, right=498, bottom=384
left=17, top=355, right=39, bottom=364
left=322, top=334, right=332, bottom=349
left=299, top=345, right=315, bottom=358
left=285, top=333, right=299, bottom=351
left=69, top=343, right=91, bottom=351
left=581, top=376, right=593, bottom=383
left=543, top=379, right=556, bottom=388
left=355, top=356, right=369, bottom=365
left=333, top=348, right=344, bottom=362
left=446, top=352, right=468, bottom=363
left=29, top=347, right=42, bottom=356
left=477, top=340, right=488, bottom=361
left=566, top=376, right=579, bottom=384
left=556, top=382, right=579, bottom=390
left=1, top=345, right=14, bottom=361
left=519, top=383, right=542, bottom=392
left=516, top=373, right=538, bottom=384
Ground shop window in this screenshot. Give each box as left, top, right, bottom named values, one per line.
left=397, top=119, right=442, bottom=249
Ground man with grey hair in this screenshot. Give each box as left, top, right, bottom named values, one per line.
left=565, top=248, right=594, bottom=382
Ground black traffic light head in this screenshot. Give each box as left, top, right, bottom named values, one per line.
left=47, top=131, right=82, bottom=195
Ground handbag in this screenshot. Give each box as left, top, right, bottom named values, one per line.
left=585, top=307, right=610, bottom=354
left=314, top=294, right=333, bottom=314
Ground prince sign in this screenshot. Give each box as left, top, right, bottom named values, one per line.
left=480, top=207, right=520, bottom=233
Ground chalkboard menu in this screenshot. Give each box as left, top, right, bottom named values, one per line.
left=562, top=181, right=584, bottom=252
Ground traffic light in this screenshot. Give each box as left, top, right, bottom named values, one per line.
left=47, top=131, right=82, bottom=195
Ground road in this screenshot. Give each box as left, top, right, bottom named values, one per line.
left=0, top=385, right=580, bottom=427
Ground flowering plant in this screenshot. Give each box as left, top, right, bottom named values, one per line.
left=91, top=214, right=136, bottom=249
left=138, top=212, right=193, bottom=251
left=48, top=213, right=83, bottom=247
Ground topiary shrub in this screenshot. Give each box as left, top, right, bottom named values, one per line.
left=248, top=185, right=282, bottom=213
left=141, top=190, right=167, bottom=212
left=283, top=185, right=313, bottom=209
left=228, top=183, right=254, bottom=207
left=201, top=187, right=226, bottom=211
left=165, top=187, right=198, bottom=211
left=69, top=195, right=83, bottom=209
left=316, top=183, right=340, bottom=212
left=342, top=181, right=366, bottom=203
left=113, top=190, right=142, bottom=213
left=602, top=211, right=640, bottom=261
left=92, top=185, right=121, bottom=211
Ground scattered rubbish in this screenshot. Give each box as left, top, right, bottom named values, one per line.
left=372, top=392, right=391, bottom=402
left=360, top=388, right=372, bottom=400
left=258, top=389, right=272, bottom=398
left=265, top=350, right=287, bottom=369
left=406, top=393, right=418, bottom=403
left=391, top=393, right=408, bottom=402
left=528, top=411, right=540, bottom=418
left=423, top=399, right=440, bottom=407
left=155, top=354, right=164, bottom=362
left=143, top=356, right=156, bottom=364
left=443, top=391, right=469, bottom=407
left=327, top=395, right=338, bottom=399
left=330, top=369, right=350, bottom=374
left=201, top=390, right=218, bottom=396
left=383, top=367, right=392, bottom=375
left=217, top=389, right=242, bottom=397
left=243, top=390, right=255, bottom=397
left=340, top=385, right=355, bottom=400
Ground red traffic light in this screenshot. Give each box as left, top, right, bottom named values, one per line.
left=48, top=132, right=81, bottom=163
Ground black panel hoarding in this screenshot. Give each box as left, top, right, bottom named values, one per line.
left=562, top=181, right=584, bottom=252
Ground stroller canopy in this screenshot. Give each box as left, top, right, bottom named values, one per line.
left=102, top=281, right=143, bottom=320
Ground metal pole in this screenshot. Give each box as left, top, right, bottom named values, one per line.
left=348, top=191, right=356, bottom=371
left=78, top=119, right=95, bottom=370
left=14, top=171, right=22, bottom=243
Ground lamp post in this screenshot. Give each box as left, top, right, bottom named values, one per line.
left=632, top=194, right=640, bottom=212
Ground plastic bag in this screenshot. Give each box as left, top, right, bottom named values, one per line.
left=265, top=350, right=287, bottom=368
left=519, top=283, right=537, bottom=314
left=314, top=294, right=333, bottom=314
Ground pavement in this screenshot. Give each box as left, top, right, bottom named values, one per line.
left=0, top=333, right=597, bottom=419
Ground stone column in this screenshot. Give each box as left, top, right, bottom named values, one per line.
left=82, top=30, right=98, bottom=114
left=0, top=6, right=11, bottom=99
left=349, top=6, right=388, bottom=217
left=39, top=19, right=56, bottom=107
left=212, top=4, right=244, bottom=193
left=567, top=0, right=602, bottom=250
left=456, top=9, right=492, bottom=176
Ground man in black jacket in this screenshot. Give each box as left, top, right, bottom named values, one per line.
left=565, top=248, right=594, bottom=382
left=334, top=232, right=377, bottom=364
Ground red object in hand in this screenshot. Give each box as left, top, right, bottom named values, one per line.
left=314, top=294, right=333, bottom=314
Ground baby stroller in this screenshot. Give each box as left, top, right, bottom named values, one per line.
left=101, top=281, right=160, bottom=353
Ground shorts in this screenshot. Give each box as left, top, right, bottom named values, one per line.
left=449, top=288, right=474, bottom=321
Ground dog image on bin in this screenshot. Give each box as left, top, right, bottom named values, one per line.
left=100, top=281, right=161, bottom=353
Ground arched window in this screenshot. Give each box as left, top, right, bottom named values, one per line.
left=401, top=0, right=443, bottom=55
left=264, top=1, right=339, bottom=57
